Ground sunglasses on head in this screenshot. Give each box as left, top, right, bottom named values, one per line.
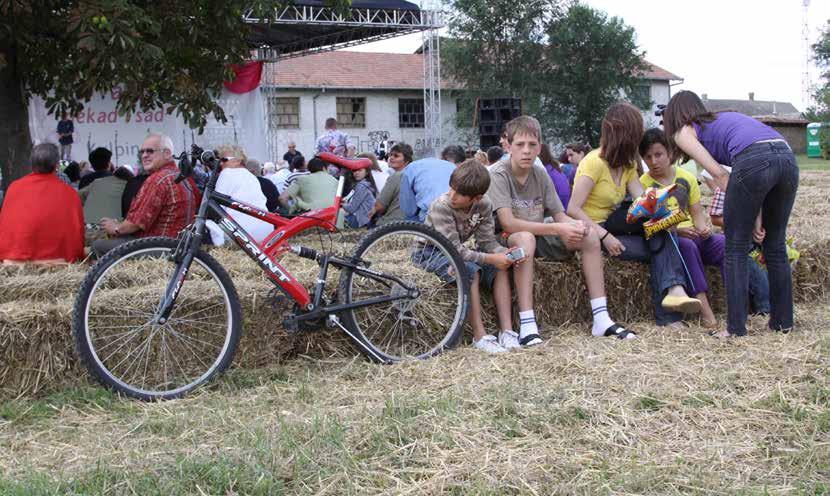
left=219, top=156, right=237, bottom=163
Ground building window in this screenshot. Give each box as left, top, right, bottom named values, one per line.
left=630, top=85, right=652, bottom=109
left=267, top=97, right=300, bottom=129
left=336, top=97, right=366, bottom=128
left=398, top=98, right=425, bottom=128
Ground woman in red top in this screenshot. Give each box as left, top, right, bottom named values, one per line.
left=0, top=143, right=85, bottom=264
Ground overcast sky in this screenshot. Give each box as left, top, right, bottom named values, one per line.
left=345, top=0, right=830, bottom=112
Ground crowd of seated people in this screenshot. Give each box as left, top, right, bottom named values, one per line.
left=0, top=96, right=793, bottom=347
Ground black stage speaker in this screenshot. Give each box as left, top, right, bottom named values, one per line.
left=478, top=98, right=522, bottom=149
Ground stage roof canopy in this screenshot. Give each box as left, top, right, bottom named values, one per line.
left=244, top=0, right=440, bottom=61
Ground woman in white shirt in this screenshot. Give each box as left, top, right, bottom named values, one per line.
left=208, top=144, right=274, bottom=246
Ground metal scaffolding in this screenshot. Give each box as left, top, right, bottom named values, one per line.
left=243, top=1, right=443, bottom=160
left=421, top=10, right=443, bottom=157
left=244, top=3, right=441, bottom=62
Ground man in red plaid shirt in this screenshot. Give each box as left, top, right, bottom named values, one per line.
left=94, top=133, right=200, bottom=257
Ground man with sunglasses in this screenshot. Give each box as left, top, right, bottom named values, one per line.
left=93, top=133, right=200, bottom=257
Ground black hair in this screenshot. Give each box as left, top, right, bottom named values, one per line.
left=89, top=147, right=112, bottom=171
left=307, top=157, right=327, bottom=173
left=291, top=155, right=306, bottom=171
left=486, top=146, right=504, bottom=165
left=441, top=145, right=466, bottom=165
left=64, top=161, right=81, bottom=182
left=639, top=128, right=669, bottom=157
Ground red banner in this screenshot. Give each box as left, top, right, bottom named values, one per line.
left=223, top=61, right=264, bottom=94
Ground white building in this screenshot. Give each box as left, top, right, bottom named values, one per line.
left=260, top=50, right=681, bottom=161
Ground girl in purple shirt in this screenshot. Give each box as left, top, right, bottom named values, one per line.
left=664, top=91, right=798, bottom=338
left=539, top=143, right=571, bottom=209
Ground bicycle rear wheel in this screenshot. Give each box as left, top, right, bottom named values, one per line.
left=72, top=237, right=241, bottom=400
left=337, top=221, right=470, bottom=363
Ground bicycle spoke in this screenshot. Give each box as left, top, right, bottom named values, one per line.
left=77, top=241, right=236, bottom=398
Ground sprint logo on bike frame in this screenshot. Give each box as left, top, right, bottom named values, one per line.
left=219, top=218, right=291, bottom=282
left=230, top=201, right=268, bottom=219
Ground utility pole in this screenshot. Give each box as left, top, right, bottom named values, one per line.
left=802, top=0, right=812, bottom=109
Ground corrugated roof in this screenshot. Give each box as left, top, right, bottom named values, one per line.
left=263, top=51, right=680, bottom=90
left=703, top=98, right=803, bottom=120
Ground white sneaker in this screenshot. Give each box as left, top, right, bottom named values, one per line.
left=473, top=335, right=508, bottom=354
left=498, top=330, right=522, bottom=350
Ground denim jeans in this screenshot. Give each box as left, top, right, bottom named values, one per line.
left=724, top=141, right=798, bottom=335
left=748, top=258, right=771, bottom=314
left=605, top=231, right=687, bottom=325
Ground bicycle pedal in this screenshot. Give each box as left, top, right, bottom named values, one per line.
left=282, top=316, right=301, bottom=335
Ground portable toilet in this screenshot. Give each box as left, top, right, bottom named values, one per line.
left=807, top=122, right=823, bottom=158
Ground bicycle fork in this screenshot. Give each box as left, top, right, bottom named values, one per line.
left=156, top=227, right=202, bottom=324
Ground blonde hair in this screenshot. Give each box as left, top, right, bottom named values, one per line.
left=216, top=144, right=248, bottom=165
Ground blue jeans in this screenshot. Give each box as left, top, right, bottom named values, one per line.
left=724, top=141, right=798, bottom=335
left=412, top=245, right=496, bottom=288
left=605, top=231, right=688, bottom=325
left=748, top=258, right=771, bottom=314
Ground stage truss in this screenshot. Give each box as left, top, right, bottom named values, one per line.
left=243, top=2, right=443, bottom=160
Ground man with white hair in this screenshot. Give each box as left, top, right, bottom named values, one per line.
left=245, top=158, right=280, bottom=212
left=94, top=133, right=200, bottom=256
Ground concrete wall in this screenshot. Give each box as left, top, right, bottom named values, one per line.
left=644, top=81, right=671, bottom=129
left=262, top=88, right=461, bottom=162
left=262, top=79, right=675, bottom=162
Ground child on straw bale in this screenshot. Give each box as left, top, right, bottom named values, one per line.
left=424, top=159, right=527, bottom=353
left=639, top=128, right=722, bottom=328
left=490, top=115, right=636, bottom=342
left=567, top=104, right=703, bottom=331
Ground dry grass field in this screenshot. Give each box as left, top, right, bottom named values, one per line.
left=0, top=171, right=828, bottom=494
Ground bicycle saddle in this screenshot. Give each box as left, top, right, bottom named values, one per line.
left=317, top=152, right=372, bottom=171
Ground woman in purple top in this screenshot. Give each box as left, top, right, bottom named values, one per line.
left=664, top=91, right=798, bottom=338
left=539, top=144, right=571, bottom=209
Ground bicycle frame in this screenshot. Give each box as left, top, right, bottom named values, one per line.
left=155, top=159, right=417, bottom=338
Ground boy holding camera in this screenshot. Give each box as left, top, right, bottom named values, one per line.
left=425, top=159, right=527, bottom=354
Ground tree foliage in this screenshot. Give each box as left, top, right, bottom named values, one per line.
left=0, top=0, right=350, bottom=188
left=442, top=0, right=647, bottom=148
left=443, top=0, right=565, bottom=118
left=540, top=4, right=647, bottom=146
left=810, top=20, right=830, bottom=157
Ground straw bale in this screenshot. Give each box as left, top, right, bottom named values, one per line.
left=1, top=173, right=829, bottom=398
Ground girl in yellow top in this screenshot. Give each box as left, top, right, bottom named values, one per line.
left=567, top=102, right=701, bottom=327
left=639, top=128, right=724, bottom=328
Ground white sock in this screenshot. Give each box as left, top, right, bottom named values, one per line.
left=591, top=297, right=615, bottom=337
left=518, top=310, right=539, bottom=339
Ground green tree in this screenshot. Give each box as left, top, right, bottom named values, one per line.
left=442, top=0, right=566, bottom=120
left=810, top=19, right=830, bottom=158
left=0, top=0, right=350, bottom=190
left=540, top=4, right=647, bottom=146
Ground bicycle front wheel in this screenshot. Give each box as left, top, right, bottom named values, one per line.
left=72, top=237, right=241, bottom=400
left=337, top=221, right=470, bottom=363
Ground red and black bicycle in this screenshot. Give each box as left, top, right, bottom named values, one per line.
left=72, top=148, right=469, bottom=400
